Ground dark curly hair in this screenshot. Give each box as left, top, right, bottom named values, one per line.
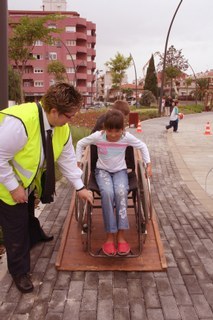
left=41, top=83, right=83, bottom=114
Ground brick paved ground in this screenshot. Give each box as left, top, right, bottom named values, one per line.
left=1, top=115, right=213, bottom=320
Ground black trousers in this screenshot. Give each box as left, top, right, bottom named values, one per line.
left=0, top=192, right=44, bottom=276
left=166, top=119, right=178, bottom=132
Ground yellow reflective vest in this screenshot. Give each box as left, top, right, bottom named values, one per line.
left=0, top=102, right=70, bottom=205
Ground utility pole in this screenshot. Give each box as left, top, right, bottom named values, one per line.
left=130, top=53, right=138, bottom=107
left=158, top=0, right=183, bottom=116
left=0, top=0, right=8, bottom=110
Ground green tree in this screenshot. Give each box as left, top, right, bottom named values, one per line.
left=8, top=66, right=21, bottom=103
left=47, top=60, right=68, bottom=82
left=185, top=77, right=193, bottom=99
left=144, top=54, right=158, bottom=98
left=105, top=52, right=132, bottom=98
left=9, top=15, right=62, bottom=102
left=196, top=78, right=210, bottom=101
left=158, top=45, right=188, bottom=96
left=140, top=90, right=156, bottom=107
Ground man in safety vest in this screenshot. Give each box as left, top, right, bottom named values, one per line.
left=0, top=83, right=93, bottom=293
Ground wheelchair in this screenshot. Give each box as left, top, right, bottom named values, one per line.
left=75, top=145, right=152, bottom=258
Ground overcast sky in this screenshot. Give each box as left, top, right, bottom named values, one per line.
left=8, top=0, right=213, bottom=82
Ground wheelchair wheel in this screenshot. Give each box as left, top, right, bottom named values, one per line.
left=137, top=160, right=150, bottom=223
left=75, top=160, right=89, bottom=226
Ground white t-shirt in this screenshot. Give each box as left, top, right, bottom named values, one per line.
left=170, top=106, right=179, bottom=121
left=76, top=131, right=151, bottom=173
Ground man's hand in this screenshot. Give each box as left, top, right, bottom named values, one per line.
left=146, top=163, right=152, bottom=178
left=77, top=188, right=93, bottom=205
left=10, top=185, right=28, bottom=204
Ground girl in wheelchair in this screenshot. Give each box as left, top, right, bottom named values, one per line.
left=76, top=109, right=152, bottom=256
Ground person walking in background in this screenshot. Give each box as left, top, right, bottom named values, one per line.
left=166, top=99, right=179, bottom=132
left=164, top=96, right=173, bottom=116
left=161, top=96, right=166, bottom=114
left=76, top=109, right=152, bottom=256
left=0, top=83, right=93, bottom=293
left=91, top=100, right=130, bottom=133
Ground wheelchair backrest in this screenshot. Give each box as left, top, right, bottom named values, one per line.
left=90, top=145, right=135, bottom=173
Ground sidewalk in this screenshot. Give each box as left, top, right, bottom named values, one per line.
left=1, top=112, right=213, bottom=320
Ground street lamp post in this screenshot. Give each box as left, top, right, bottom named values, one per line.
left=130, top=53, right=138, bottom=107
left=188, top=62, right=198, bottom=105
left=95, top=69, right=103, bottom=101
left=57, top=38, right=77, bottom=86
left=158, top=0, right=183, bottom=116
left=0, top=0, right=8, bottom=110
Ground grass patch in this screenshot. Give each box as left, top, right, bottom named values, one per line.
left=70, top=125, right=91, bottom=148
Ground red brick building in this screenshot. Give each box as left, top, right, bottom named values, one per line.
left=8, top=9, right=96, bottom=105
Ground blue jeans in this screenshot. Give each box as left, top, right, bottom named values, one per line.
left=95, top=168, right=129, bottom=233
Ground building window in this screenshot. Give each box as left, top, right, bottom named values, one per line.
left=87, top=43, right=92, bottom=48
left=66, top=54, right=76, bottom=60
left=66, top=26, right=76, bottom=32
left=49, top=52, right=57, bottom=60
left=87, top=82, right=92, bottom=87
left=49, top=79, right=55, bottom=86
left=34, top=81, right=44, bottom=87
left=34, top=40, right=43, bottom=46
left=34, top=68, right=44, bottom=73
left=33, top=54, right=43, bottom=60
left=87, top=70, right=92, bottom=74
left=87, top=56, right=92, bottom=61
left=66, top=68, right=75, bottom=74
left=66, top=40, right=76, bottom=46
left=48, top=24, right=56, bottom=29
left=87, top=30, right=91, bottom=36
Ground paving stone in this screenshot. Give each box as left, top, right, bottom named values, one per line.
left=45, top=313, right=63, bottom=320
left=97, top=299, right=113, bottom=320
left=129, top=300, right=147, bottom=320
left=79, top=310, right=97, bottom=320
left=199, top=282, right=213, bottom=306
left=146, top=308, right=164, bottom=320
left=171, top=284, right=192, bottom=306
left=127, top=279, right=143, bottom=301
left=141, top=273, right=156, bottom=287
left=113, top=288, right=129, bottom=308
left=28, top=300, right=48, bottom=320
left=183, top=275, right=202, bottom=294
left=176, top=259, right=193, bottom=275
left=71, top=271, right=85, bottom=281
left=114, top=307, right=130, bottom=320
left=179, top=305, right=199, bottom=320
left=98, top=271, right=113, bottom=280
left=167, top=267, right=184, bottom=285
left=98, top=279, right=113, bottom=300
left=144, top=286, right=160, bottom=308
left=160, top=295, right=181, bottom=320
left=48, top=289, right=67, bottom=313
left=54, top=271, right=71, bottom=289
left=84, top=271, right=99, bottom=290
left=191, top=294, right=213, bottom=318
left=63, top=300, right=80, bottom=320
left=81, top=289, right=97, bottom=311
left=67, top=280, right=84, bottom=301
left=156, top=277, right=173, bottom=296
left=114, top=271, right=128, bottom=288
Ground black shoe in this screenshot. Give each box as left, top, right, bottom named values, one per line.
left=40, top=229, right=54, bottom=242
left=12, top=274, right=34, bottom=293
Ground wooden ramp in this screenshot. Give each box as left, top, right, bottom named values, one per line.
left=56, top=194, right=167, bottom=272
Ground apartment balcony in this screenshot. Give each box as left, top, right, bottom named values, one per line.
left=87, top=48, right=96, bottom=57
left=75, top=32, right=87, bottom=41
left=76, top=72, right=87, bottom=80
left=76, top=46, right=87, bottom=54
left=87, top=35, right=96, bottom=44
